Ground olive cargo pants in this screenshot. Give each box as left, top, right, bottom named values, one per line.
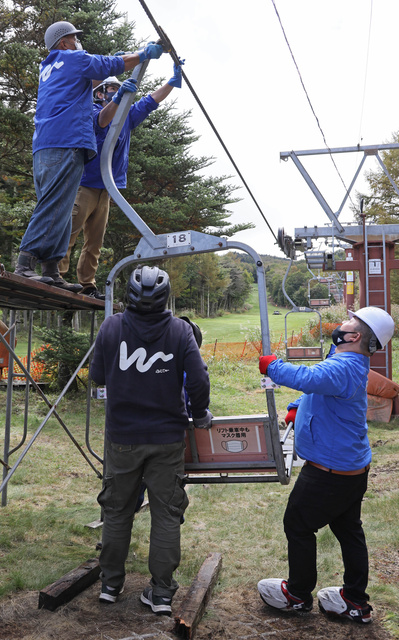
left=97, top=439, right=188, bottom=599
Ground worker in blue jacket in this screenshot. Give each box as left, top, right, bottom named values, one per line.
left=90, top=265, right=211, bottom=614
left=14, top=20, right=164, bottom=291
left=257, top=306, right=395, bottom=624
left=59, top=61, right=183, bottom=299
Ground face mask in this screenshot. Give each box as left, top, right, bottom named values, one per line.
left=74, top=40, right=83, bottom=50
left=331, top=326, right=358, bottom=346
left=104, top=90, right=117, bottom=103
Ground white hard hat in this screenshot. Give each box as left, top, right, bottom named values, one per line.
left=349, top=306, right=395, bottom=350
left=45, top=21, right=83, bottom=51
left=93, top=76, right=122, bottom=95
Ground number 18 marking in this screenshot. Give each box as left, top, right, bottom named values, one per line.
left=166, top=231, right=191, bottom=248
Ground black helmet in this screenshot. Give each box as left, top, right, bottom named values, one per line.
left=180, top=316, right=202, bottom=348
left=127, top=265, right=170, bottom=314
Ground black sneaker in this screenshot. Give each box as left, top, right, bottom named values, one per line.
left=317, top=587, right=373, bottom=623
left=99, top=582, right=124, bottom=603
left=140, top=586, right=172, bottom=615
left=81, top=286, right=105, bottom=300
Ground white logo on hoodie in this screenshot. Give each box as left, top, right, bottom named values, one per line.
left=119, top=342, right=173, bottom=372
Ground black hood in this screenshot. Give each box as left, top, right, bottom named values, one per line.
left=122, top=307, right=173, bottom=344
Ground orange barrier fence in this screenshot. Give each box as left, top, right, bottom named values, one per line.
left=1, top=347, right=46, bottom=382
left=201, top=330, right=307, bottom=360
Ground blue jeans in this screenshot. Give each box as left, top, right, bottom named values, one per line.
left=20, top=148, right=85, bottom=262
left=97, top=439, right=188, bottom=598
left=284, top=464, right=369, bottom=604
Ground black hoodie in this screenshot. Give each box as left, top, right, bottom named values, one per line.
left=90, top=308, right=210, bottom=444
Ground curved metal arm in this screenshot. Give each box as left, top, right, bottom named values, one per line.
left=100, top=59, right=156, bottom=241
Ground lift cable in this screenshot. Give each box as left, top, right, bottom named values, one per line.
left=357, top=0, right=373, bottom=145
left=270, top=0, right=356, bottom=210
left=137, top=0, right=278, bottom=244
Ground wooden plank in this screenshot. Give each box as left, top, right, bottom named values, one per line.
left=0, top=268, right=121, bottom=312
left=38, top=557, right=100, bottom=611
left=174, top=552, right=222, bottom=639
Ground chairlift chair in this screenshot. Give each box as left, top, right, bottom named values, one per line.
left=307, top=276, right=331, bottom=308
left=282, top=258, right=324, bottom=362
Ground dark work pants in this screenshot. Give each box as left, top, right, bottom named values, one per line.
left=284, top=463, right=369, bottom=604
left=97, top=440, right=188, bottom=598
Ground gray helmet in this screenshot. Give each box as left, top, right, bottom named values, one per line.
left=127, top=266, right=170, bottom=314
left=45, top=21, right=83, bottom=51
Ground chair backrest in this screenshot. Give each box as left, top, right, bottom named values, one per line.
left=185, top=415, right=293, bottom=484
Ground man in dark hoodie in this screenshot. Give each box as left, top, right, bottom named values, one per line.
left=90, top=265, right=211, bottom=614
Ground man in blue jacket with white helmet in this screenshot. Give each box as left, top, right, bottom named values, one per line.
left=257, top=306, right=395, bottom=624
left=59, top=62, right=183, bottom=299
left=90, top=265, right=211, bottom=613
left=14, top=20, right=164, bottom=291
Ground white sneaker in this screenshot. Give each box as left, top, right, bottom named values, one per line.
left=258, top=578, right=313, bottom=611
left=317, top=587, right=372, bottom=623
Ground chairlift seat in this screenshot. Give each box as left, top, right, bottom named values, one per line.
left=309, top=298, right=330, bottom=307
left=286, top=346, right=324, bottom=361
left=184, top=415, right=293, bottom=484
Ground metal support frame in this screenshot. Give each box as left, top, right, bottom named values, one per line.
left=279, top=144, right=399, bottom=380
left=0, top=309, right=102, bottom=506
left=280, top=144, right=399, bottom=235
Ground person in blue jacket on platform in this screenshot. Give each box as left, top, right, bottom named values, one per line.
left=59, top=61, right=184, bottom=299
left=14, top=20, right=164, bottom=291
left=257, top=306, right=394, bottom=625
left=90, top=265, right=211, bottom=614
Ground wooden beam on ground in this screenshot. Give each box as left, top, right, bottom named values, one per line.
left=174, top=552, right=222, bottom=639
left=38, top=557, right=100, bottom=611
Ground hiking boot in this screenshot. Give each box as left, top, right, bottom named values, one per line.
left=317, top=587, right=373, bottom=623
left=258, top=579, right=313, bottom=612
left=140, top=586, right=172, bottom=615
left=41, top=261, right=83, bottom=293
left=99, top=582, right=125, bottom=603
left=80, top=285, right=105, bottom=300
left=14, top=251, right=54, bottom=284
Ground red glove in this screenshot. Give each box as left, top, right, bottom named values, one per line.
left=285, top=408, right=297, bottom=426
left=259, top=354, right=277, bottom=375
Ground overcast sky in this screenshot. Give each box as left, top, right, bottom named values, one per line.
left=115, top=0, right=399, bottom=256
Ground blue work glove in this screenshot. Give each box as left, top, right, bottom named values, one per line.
left=138, top=41, right=163, bottom=62
left=112, top=78, right=138, bottom=105
left=168, top=59, right=185, bottom=88
left=192, top=409, right=213, bottom=430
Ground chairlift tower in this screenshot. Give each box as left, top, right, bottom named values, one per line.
left=279, top=144, right=399, bottom=380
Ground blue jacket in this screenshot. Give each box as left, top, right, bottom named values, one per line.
left=267, top=351, right=371, bottom=471
left=33, top=50, right=125, bottom=157
left=80, top=95, right=158, bottom=189
left=90, top=308, right=210, bottom=445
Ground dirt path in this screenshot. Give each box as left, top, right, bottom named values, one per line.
left=0, top=573, right=393, bottom=640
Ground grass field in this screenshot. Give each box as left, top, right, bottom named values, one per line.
left=196, top=285, right=313, bottom=345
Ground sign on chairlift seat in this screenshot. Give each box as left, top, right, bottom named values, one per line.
left=286, top=346, right=323, bottom=360
left=309, top=298, right=330, bottom=307
left=185, top=415, right=275, bottom=474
